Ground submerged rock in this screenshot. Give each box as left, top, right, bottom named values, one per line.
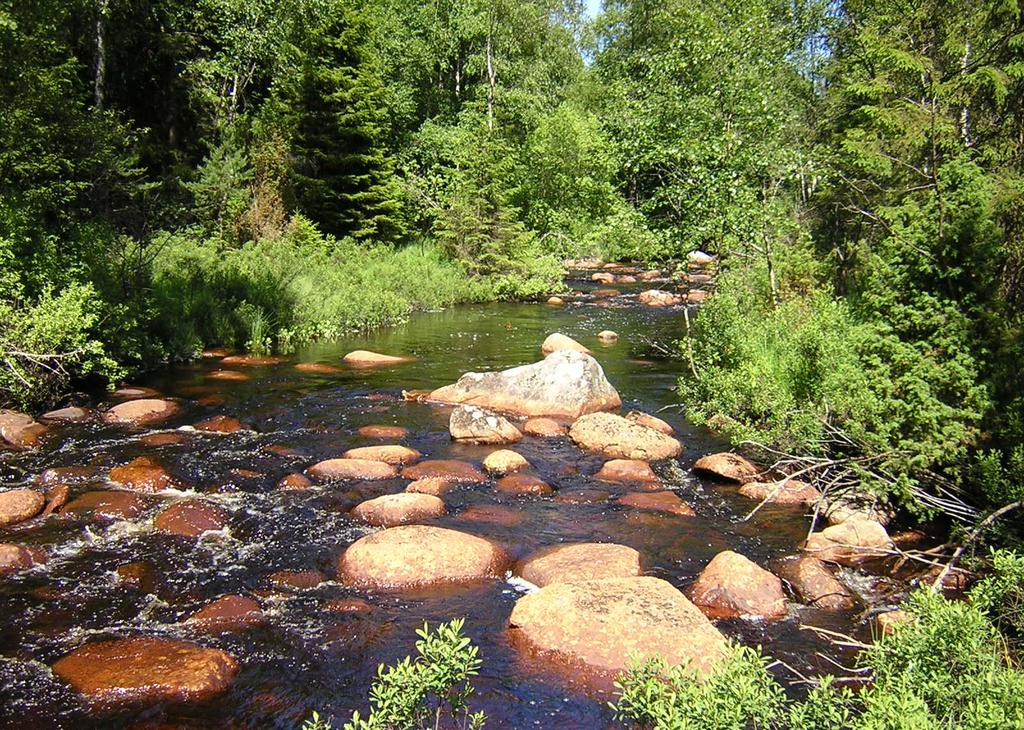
left=508, top=577, right=726, bottom=680
left=689, top=551, right=788, bottom=620
left=540, top=333, right=591, bottom=356
left=401, top=460, right=487, bottom=484
left=495, top=473, right=553, bottom=496
left=277, top=473, right=312, bottom=490
left=449, top=405, right=523, bottom=445
left=342, top=350, right=414, bottom=366
left=617, top=491, right=694, bottom=516
left=194, top=415, right=245, bottom=434
left=0, top=489, right=45, bottom=527
left=103, top=399, right=180, bottom=426
left=188, top=595, right=263, bottom=631
left=207, top=369, right=251, bottom=381
left=294, top=362, right=344, bottom=375
left=63, top=491, right=147, bottom=521
left=358, top=424, right=409, bottom=439
left=0, top=543, right=46, bottom=576
left=570, top=412, right=682, bottom=461
left=338, top=525, right=507, bottom=590
left=220, top=355, right=286, bottom=366
left=428, top=350, right=621, bottom=419
left=693, top=452, right=760, bottom=483
left=351, top=493, right=446, bottom=527
left=154, top=500, right=229, bottom=538
left=517, top=543, right=641, bottom=587
left=51, top=637, right=239, bottom=710
left=40, top=406, right=91, bottom=422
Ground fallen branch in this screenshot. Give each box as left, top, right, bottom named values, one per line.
left=931, top=500, right=1024, bottom=591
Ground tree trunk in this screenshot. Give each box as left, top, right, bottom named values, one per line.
left=94, top=0, right=109, bottom=110
left=486, top=7, right=496, bottom=132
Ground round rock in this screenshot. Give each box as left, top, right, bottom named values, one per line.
left=689, top=550, right=788, bottom=620
left=495, top=473, right=553, bottom=496
left=540, top=333, right=591, bottom=356
left=103, top=399, right=180, bottom=426
left=351, top=493, right=446, bottom=527
left=109, top=458, right=175, bottom=493
left=483, top=450, right=530, bottom=475
left=638, top=289, right=682, bottom=307
left=0, top=543, right=46, bottom=576
left=307, top=458, right=398, bottom=481
left=338, top=525, right=506, bottom=590
left=570, top=412, right=682, bottom=461
left=449, top=405, right=522, bottom=445
left=738, top=479, right=820, bottom=505
left=522, top=417, right=567, bottom=438
left=188, top=595, right=263, bottom=631
left=596, top=330, right=619, bottom=343
left=0, top=489, right=45, bottom=527
left=693, top=452, right=760, bottom=482
left=62, top=491, right=147, bottom=521
left=517, top=543, right=641, bottom=587
left=343, top=350, right=413, bottom=366
left=358, top=425, right=409, bottom=439
left=154, top=500, right=229, bottom=538
left=342, top=445, right=421, bottom=465
left=774, top=555, right=854, bottom=611
left=595, top=459, right=660, bottom=485
left=401, top=460, right=486, bottom=484
left=617, top=491, right=694, bottom=516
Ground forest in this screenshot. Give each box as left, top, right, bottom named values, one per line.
left=2, top=0, right=1024, bottom=726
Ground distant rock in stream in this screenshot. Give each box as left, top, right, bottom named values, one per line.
left=449, top=405, right=523, bottom=444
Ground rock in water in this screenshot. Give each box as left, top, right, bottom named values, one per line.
left=570, top=412, right=682, bottom=460
left=803, top=519, right=893, bottom=565
left=342, top=445, right=421, bottom=465
left=102, top=399, right=180, bottom=426
left=0, top=489, right=45, bottom=527
left=689, top=551, right=788, bottom=620
left=339, top=526, right=507, bottom=590
left=428, top=350, right=621, bottom=419
left=342, top=350, right=413, bottom=366
left=350, top=493, right=446, bottom=527
left=508, top=577, right=726, bottom=680
left=738, top=479, right=820, bottom=505
left=693, top=452, right=760, bottom=482
left=483, top=450, right=530, bottom=475
left=638, top=290, right=682, bottom=307
left=449, top=405, right=522, bottom=444
left=540, top=333, right=591, bottom=356
left=774, top=556, right=855, bottom=611
left=51, top=637, right=238, bottom=710
left=517, top=543, right=641, bottom=587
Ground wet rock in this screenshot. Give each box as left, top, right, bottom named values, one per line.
left=342, top=350, right=414, bottom=366
left=591, top=272, right=616, bottom=284
left=51, top=637, right=238, bottom=710
left=617, top=491, right=694, bottom=516
left=540, top=333, right=591, bottom=356
left=517, top=543, right=641, bottom=587
left=457, top=504, right=525, bottom=527
left=595, top=459, right=661, bottom=486
left=874, top=609, right=912, bottom=636
left=686, top=289, right=709, bottom=304
left=277, top=473, right=312, bottom=490
left=449, top=405, right=523, bottom=445
left=685, top=272, right=714, bottom=286
left=638, top=269, right=662, bottom=281
left=689, top=551, right=787, bottom=620
left=294, top=362, right=343, bottom=375
left=0, top=543, right=46, bottom=576
left=324, top=597, right=374, bottom=613
left=263, top=444, right=302, bottom=457
left=822, top=496, right=893, bottom=526
left=638, top=289, right=682, bottom=307
left=591, top=288, right=621, bottom=298
left=116, top=562, right=160, bottom=593
left=41, top=484, right=71, bottom=516
left=188, top=595, right=263, bottom=630
left=616, top=274, right=637, bottom=283
left=202, top=348, right=231, bottom=358
left=39, top=466, right=95, bottom=487
left=522, top=417, right=568, bottom=438
left=597, top=330, right=619, bottom=343
left=570, top=412, right=682, bottom=461
left=688, top=251, right=715, bottom=266
left=342, top=445, right=421, bottom=465
left=404, top=477, right=455, bottom=496
left=351, top=493, right=446, bottom=527
left=139, top=432, right=189, bottom=446
left=307, top=458, right=398, bottom=481
left=693, top=452, right=760, bottom=483
left=738, top=479, right=820, bottom=505
left=0, top=489, right=46, bottom=527
left=803, top=519, right=893, bottom=565
left=496, top=473, right=553, bottom=496
left=428, top=350, right=621, bottom=419
left=112, top=386, right=162, bottom=399
left=268, top=570, right=324, bottom=590
left=109, top=458, right=175, bottom=493
left=338, top=525, right=507, bottom=590
left=554, top=489, right=610, bottom=505
left=508, top=577, right=726, bottom=679
left=0, top=410, right=47, bottom=448
left=358, top=424, right=409, bottom=439
left=103, top=399, right=180, bottom=426
left=774, top=556, right=855, bottom=611
left=625, top=410, right=674, bottom=435
left=546, top=296, right=564, bottom=305
left=63, top=491, right=147, bottom=521
left=207, top=370, right=251, bottom=382
left=220, top=355, right=286, bottom=366
left=40, top=406, right=91, bottom=422
left=483, top=450, right=530, bottom=475
left=401, top=460, right=486, bottom=484
left=194, top=415, right=245, bottom=434
left=154, top=500, right=230, bottom=538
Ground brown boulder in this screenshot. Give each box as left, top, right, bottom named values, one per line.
left=401, top=460, right=486, bottom=484
left=495, top=473, right=553, bottom=496
left=111, top=386, right=161, bottom=399
left=351, top=493, right=446, bottom=527
left=449, top=405, right=523, bottom=445
left=638, top=289, right=682, bottom=307
left=540, top=333, right=591, bottom=356
left=522, top=417, right=568, bottom=438
left=338, top=525, right=507, bottom=590
left=294, top=362, right=344, bottom=375
left=342, top=445, right=421, bottom=465
left=307, top=458, right=398, bottom=481
left=207, top=369, right=251, bottom=381
left=0, top=489, right=46, bottom=527
left=103, top=399, right=180, bottom=426
left=116, top=562, right=159, bottom=592
left=508, top=577, right=726, bottom=679
left=39, top=466, right=95, bottom=486
left=188, top=595, right=263, bottom=630
left=63, top=491, right=147, bottom=521
left=0, top=410, right=47, bottom=447
left=693, top=452, right=760, bottom=483
left=139, top=432, right=189, bottom=446
left=42, top=484, right=71, bottom=516
left=546, top=296, right=564, bottom=306
left=0, top=543, right=46, bottom=576
left=597, top=330, right=619, bottom=343
left=268, top=570, right=324, bottom=590
left=404, top=477, right=456, bottom=496
left=617, top=491, right=694, bottom=516
left=626, top=411, right=674, bottom=435
left=591, top=288, right=621, bottom=298
left=358, top=424, right=409, bottom=439
left=595, top=459, right=660, bottom=486
left=483, top=450, right=530, bottom=475
left=803, top=519, right=893, bottom=565
left=591, top=272, right=616, bottom=284
left=51, top=637, right=238, bottom=710
left=276, top=473, right=312, bottom=490
left=457, top=504, right=525, bottom=527
left=774, top=556, right=855, bottom=611
left=638, top=269, right=662, bottom=281
left=109, top=458, right=175, bottom=493
left=874, top=609, right=913, bottom=636
left=689, top=550, right=788, bottom=620
left=738, top=479, right=820, bottom=506
left=342, top=350, right=414, bottom=367
left=40, top=406, right=91, bottom=422
left=428, top=350, right=621, bottom=419
left=154, top=500, right=230, bottom=538
left=686, top=289, right=710, bottom=304
left=570, top=412, right=682, bottom=461
left=517, top=543, right=641, bottom=587
left=220, top=355, right=285, bottom=366
left=194, top=416, right=245, bottom=434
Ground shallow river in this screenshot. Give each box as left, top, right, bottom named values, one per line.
left=0, top=271, right=902, bottom=728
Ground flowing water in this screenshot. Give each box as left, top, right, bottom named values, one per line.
left=0, top=271, right=908, bottom=729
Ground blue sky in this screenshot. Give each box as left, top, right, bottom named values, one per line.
left=585, top=0, right=602, bottom=19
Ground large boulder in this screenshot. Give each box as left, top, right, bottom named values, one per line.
left=109, top=458, right=175, bottom=493
left=774, top=556, right=855, bottom=611
left=0, top=410, right=49, bottom=447
left=154, top=500, right=229, bottom=538
left=342, top=445, right=421, bottom=465
left=517, top=543, right=641, bottom=587
left=188, top=595, right=263, bottom=631
left=102, top=399, right=180, bottom=426
left=693, top=453, right=760, bottom=483
left=51, top=637, right=238, bottom=710
left=508, top=577, right=726, bottom=679
left=338, top=525, right=507, bottom=590
left=803, top=519, right=893, bottom=565
left=307, top=458, right=398, bottom=481
left=0, top=489, right=45, bottom=527
left=541, top=333, right=591, bottom=356
left=428, top=350, right=621, bottom=419
left=570, top=412, right=682, bottom=461
left=595, top=459, right=660, bottom=486
left=449, top=405, right=523, bottom=445
left=638, top=290, right=682, bottom=307
left=62, top=491, right=147, bottom=521
left=688, top=550, right=788, bottom=620
left=350, top=493, right=446, bottom=527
